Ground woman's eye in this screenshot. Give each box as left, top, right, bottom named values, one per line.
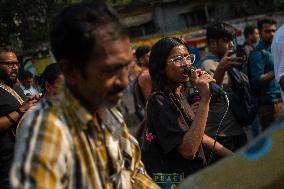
left=175, top=57, right=183, bottom=62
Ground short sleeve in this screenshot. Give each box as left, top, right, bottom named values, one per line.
left=148, top=94, right=188, bottom=154
left=200, top=59, right=217, bottom=76
left=249, top=51, right=265, bottom=87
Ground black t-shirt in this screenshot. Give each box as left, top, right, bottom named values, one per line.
left=0, top=84, right=26, bottom=177
left=141, top=92, right=206, bottom=188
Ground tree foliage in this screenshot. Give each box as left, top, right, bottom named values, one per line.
left=0, top=0, right=132, bottom=53
left=0, top=0, right=78, bottom=53
left=106, top=0, right=132, bottom=5
left=0, top=0, right=280, bottom=54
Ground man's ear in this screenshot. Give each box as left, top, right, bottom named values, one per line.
left=44, top=81, right=50, bottom=92
left=138, top=57, right=143, bottom=64
left=59, top=59, right=80, bottom=85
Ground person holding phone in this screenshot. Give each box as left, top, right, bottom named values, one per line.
left=196, top=23, right=248, bottom=163
left=0, top=48, right=37, bottom=189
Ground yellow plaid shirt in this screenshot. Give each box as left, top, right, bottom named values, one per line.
left=11, top=86, right=159, bottom=189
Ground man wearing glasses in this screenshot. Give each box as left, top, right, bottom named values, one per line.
left=0, top=48, right=36, bottom=189
left=249, top=18, right=282, bottom=131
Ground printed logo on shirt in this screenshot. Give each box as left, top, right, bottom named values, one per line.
left=153, top=172, right=184, bottom=189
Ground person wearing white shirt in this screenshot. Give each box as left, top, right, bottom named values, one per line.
left=272, top=24, right=284, bottom=110
left=19, top=71, right=39, bottom=96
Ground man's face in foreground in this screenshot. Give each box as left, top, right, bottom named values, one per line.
left=70, top=35, right=133, bottom=110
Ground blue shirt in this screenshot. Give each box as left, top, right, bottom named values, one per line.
left=249, top=40, right=281, bottom=104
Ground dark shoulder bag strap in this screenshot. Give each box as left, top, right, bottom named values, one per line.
left=135, top=91, right=162, bottom=149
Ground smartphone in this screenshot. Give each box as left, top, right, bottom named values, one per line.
left=229, top=48, right=247, bottom=62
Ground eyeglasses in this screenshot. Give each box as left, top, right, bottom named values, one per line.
left=0, top=61, right=19, bottom=68
left=169, top=54, right=195, bottom=67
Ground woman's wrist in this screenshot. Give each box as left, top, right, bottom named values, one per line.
left=199, top=96, right=211, bottom=104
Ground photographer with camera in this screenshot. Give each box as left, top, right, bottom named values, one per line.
left=195, top=23, right=248, bottom=163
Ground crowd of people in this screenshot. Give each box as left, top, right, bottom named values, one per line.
left=0, top=1, right=283, bottom=189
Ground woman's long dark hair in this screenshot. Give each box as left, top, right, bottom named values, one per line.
left=148, top=37, right=193, bottom=125
left=149, top=37, right=187, bottom=90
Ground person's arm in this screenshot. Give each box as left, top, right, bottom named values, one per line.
left=202, top=134, right=233, bottom=157
left=138, top=71, right=152, bottom=102
left=177, top=69, right=215, bottom=159
left=200, top=52, right=243, bottom=85
left=213, top=66, right=226, bottom=85
left=214, top=51, right=243, bottom=85
left=177, top=98, right=210, bottom=159
left=249, top=50, right=273, bottom=86
left=258, top=71, right=275, bottom=85
left=0, top=98, right=37, bottom=131
left=0, top=111, right=22, bottom=131
left=11, top=110, right=67, bottom=189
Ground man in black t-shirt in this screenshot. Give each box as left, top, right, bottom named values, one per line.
left=0, top=48, right=36, bottom=189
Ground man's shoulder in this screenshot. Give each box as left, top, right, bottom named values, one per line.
left=243, top=44, right=254, bottom=52
left=250, top=46, right=271, bottom=61
left=195, top=53, right=218, bottom=68
left=249, top=48, right=264, bottom=60
left=0, top=84, right=26, bottom=102
left=17, top=99, right=64, bottom=136
left=201, top=58, right=218, bottom=65
left=199, top=53, right=218, bottom=64
left=199, top=58, right=218, bottom=75
left=148, top=91, right=172, bottom=108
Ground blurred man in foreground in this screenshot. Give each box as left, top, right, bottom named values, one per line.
left=10, top=2, right=159, bottom=189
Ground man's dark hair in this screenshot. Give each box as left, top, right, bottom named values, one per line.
left=244, top=25, right=257, bottom=39
left=206, top=22, right=236, bottom=44
left=257, top=18, right=277, bottom=31
left=50, top=2, right=127, bottom=74
left=135, top=46, right=151, bottom=60
left=41, top=63, right=62, bottom=85
left=0, top=47, right=15, bottom=54
left=149, top=37, right=187, bottom=88
left=21, top=71, right=33, bottom=80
